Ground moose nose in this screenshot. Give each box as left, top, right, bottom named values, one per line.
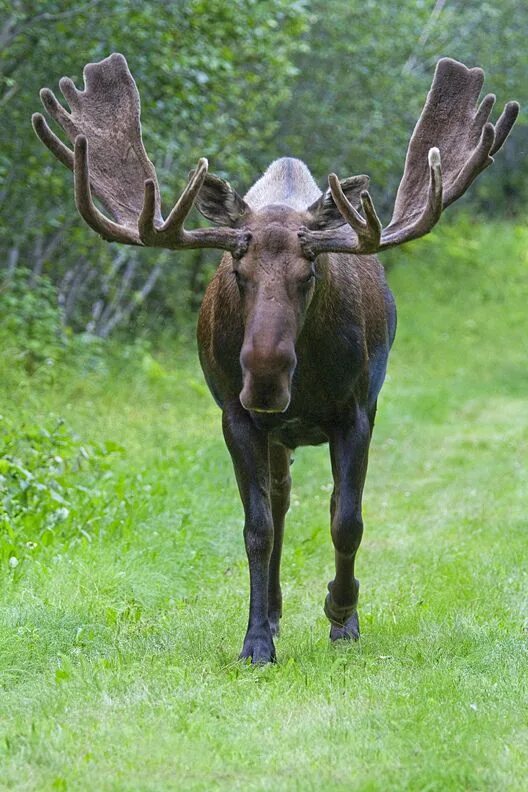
left=239, top=343, right=296, bottom=413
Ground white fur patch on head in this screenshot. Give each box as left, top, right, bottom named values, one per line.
left=244, top=157, right=321, bottom=211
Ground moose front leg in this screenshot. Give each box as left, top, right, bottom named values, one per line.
left=326, top=404, right=371, bottom=641
left=268, top=443, right=292, bottom=637
left=222, top=400, right=275, bottom=663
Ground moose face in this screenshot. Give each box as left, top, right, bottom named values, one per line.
left=194, top=173, right=373, bottom=415
left=233, top=206, right=317, bottom=413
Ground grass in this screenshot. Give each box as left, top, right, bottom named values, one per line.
left=1, top=220, right=527, bottom=790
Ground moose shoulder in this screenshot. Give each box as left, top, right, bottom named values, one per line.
left=33, top=54, right=518, bottom=664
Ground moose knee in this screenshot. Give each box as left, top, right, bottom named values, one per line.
left=331, top=507, right=363, bottom=556
left=244, top=509, right=274, bottom=557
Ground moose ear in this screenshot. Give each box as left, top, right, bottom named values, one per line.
left=306, top=175, right=370, bottom=230
left=194, top=172, right=250, bottom=226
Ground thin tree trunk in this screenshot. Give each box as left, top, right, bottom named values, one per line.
left=403, top=0, right=447, bottom=74
left=96, top=257, right=137, bottom=331
left=6, top=247, right=19, bottom=278
left=30, top=236, right=44, bottom=285
left=97, top=262, right=163, bottom=338
left=62, top=258, right=93, bottom=323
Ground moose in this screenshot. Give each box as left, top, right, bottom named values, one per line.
left=33, top=54, right=518, bottom=663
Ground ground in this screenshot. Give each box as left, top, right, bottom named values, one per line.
left=0, top=221, right=527, bottom=790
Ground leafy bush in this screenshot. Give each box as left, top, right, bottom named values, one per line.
left=0, top=412, right=123, bottom=565
left=0, top=269, right=67, bottom=374
left=0, top=268, right=109, bottom=377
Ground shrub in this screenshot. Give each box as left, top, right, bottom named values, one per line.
left=0, top=412, right=122, bottom=566
left=0, top=269, right=66, bottom=374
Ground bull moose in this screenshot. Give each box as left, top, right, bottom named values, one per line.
left=33, top=54, right=518, bottom=663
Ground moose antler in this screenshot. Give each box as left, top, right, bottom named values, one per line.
left=32, top=53, right=244, bottom=252
left=300, top=58, right=519, bottom=257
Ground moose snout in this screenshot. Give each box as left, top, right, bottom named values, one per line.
left=239, top=342, right=296, bottom=413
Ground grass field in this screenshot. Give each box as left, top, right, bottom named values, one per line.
left=1, top=221, right=527, bottom=790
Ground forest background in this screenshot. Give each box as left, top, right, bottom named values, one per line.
left=1, top=0, right=526, bottom=340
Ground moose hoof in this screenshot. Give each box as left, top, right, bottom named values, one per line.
left=239, top=629, right=276, bottom=664
left=329, top=611, right=360, bottom=642
left=268, top=610, right=281, bottom=637
left=324, top=580, right=360, bottom=642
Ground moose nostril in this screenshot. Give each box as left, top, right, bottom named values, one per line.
left=240, top=343, right=296, bottom=376
left=239, top=341, right=296, bottom=414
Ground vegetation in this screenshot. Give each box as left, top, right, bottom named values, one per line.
left=1, top=0, right=526, bottom=335
left=279, top=0, right=528, bottom=216
left=1, top=221, right=527, bottom=789
left=1, top=0, right=308, bottom=334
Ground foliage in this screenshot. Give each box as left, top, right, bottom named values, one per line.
left=1, top=1, right=525, bottom=336
left=0, top=268, right=69, bottom=373
left=0, top=413, right=123, bottom=565
left=0, top=267, right=108, bottom=376
left=0, top=219, right=527, bottom=789
left=278, top=0, right=528, bottom=216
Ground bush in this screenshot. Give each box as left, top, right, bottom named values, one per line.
left=0, top=269, right=67, bottom=374
left=0, top=268, right=108, bottom=377
left=0, top=412, right=123, bottom=566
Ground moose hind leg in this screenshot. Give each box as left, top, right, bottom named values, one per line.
left=326, top=404, right=371, bottom=641
left=222, top=400, right=276, bottom=664
left=268, top=443, right=292, bottom=637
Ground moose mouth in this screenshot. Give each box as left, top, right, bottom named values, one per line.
left=246, top=404, right=290, bottom=415
left=239, top=340, right=296, bottom=415
left=239, top=376, right=291, bottom=414
left=239, top=394, right=291, bottom=414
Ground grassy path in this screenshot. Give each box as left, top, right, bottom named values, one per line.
left=1, top=223, right=527, bottom=790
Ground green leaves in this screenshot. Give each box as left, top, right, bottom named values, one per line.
left=1, top=0, right=525, bottom=338
left=0, top=412, right=122, bottom=563
left=278, top=0, right=527, bottom=217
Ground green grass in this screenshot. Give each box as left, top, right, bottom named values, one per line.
left=1, top=220, right=527, bottom=791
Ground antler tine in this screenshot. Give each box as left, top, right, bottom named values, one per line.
left=139, top=158, right=209, bottom=247
left=32, top=112, right=74, bottom=170
left=443, top=122, right=495, bottom=208
left=74, top=136, right=141, bottom=245
left=164, top=158, right=209, bottom=234
left=473, top=92, right=496, bottom=128
left=380, top=147, right=443, bottom=250
left=328, top=173, right=381, bottom=252
left=138, top=179, right=157, bottom=241
left=490, top=101, right=520, bottom=156
left=138, top=158, right=243, bottom=251
left=39, top=86, right=77, bottom=138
